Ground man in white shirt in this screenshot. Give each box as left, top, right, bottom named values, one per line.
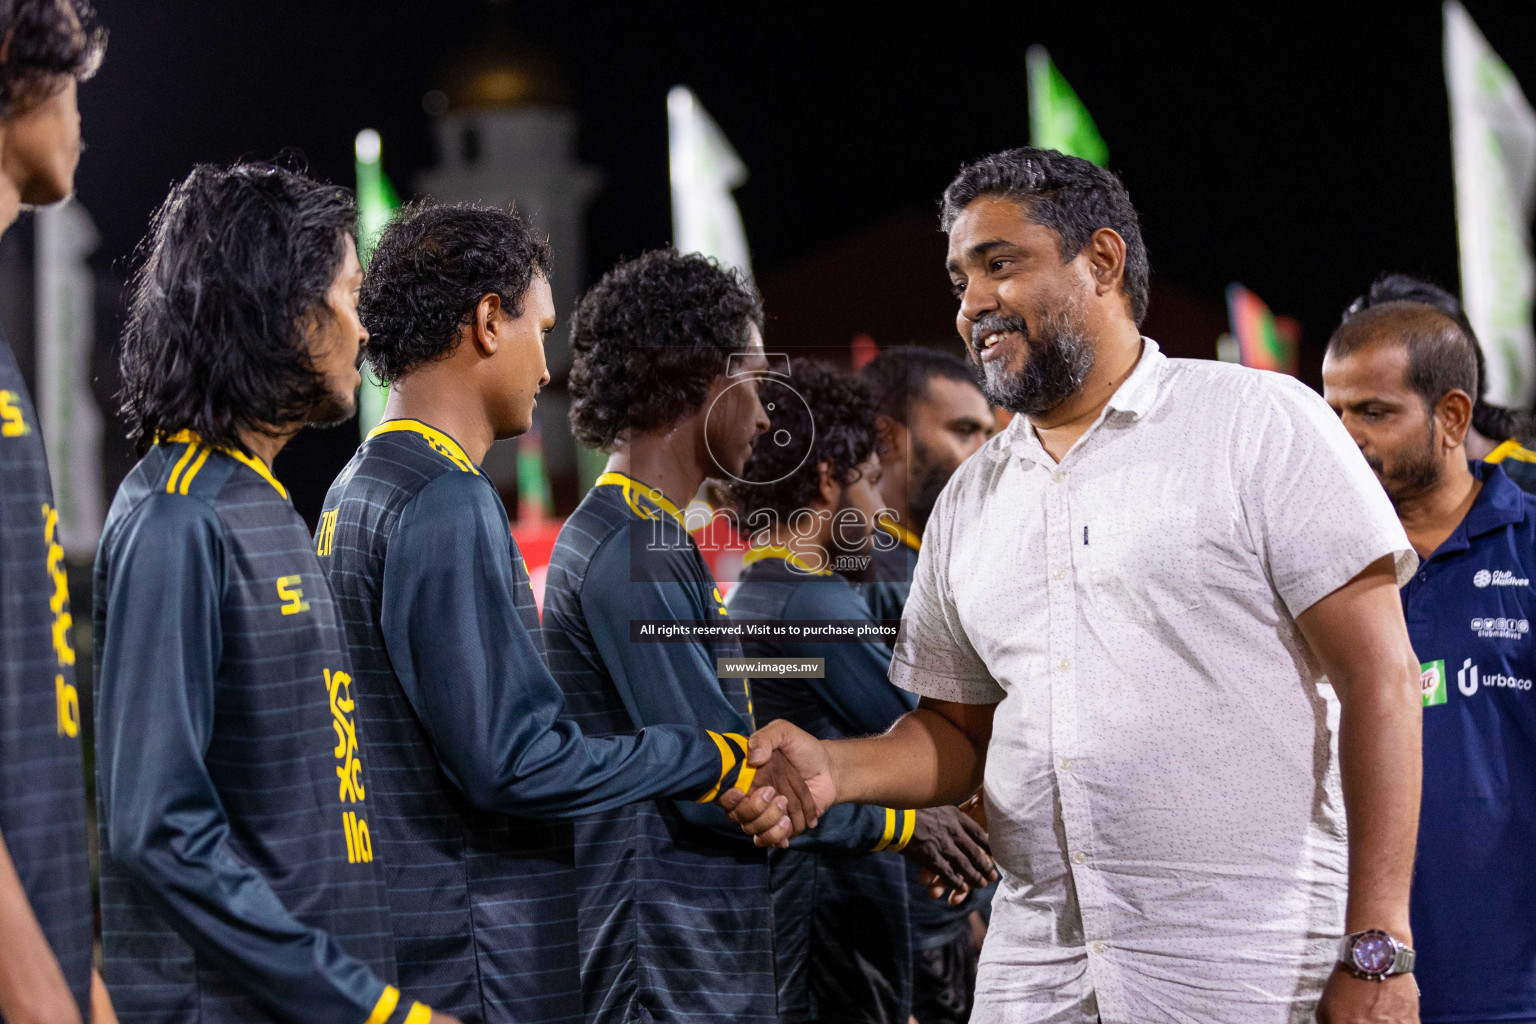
left=726, top=148, right=1424, bottom=1024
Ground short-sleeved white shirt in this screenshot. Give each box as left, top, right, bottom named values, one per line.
left=891, top=339, right=1415, bottom=1024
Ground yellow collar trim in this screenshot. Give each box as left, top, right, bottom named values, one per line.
left=161, top=430, right=288, bottom=501
left=366, top=419, right=479, bottom=475
left=596, top=472, right=687, bottom=527
left=878, top=518, right=922, bottom=552
left=1486, top=437, right=1536, bottom=465
left=742, top=544, right=834, bottom=577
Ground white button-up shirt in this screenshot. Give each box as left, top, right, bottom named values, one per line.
left=891, top=340, right=1415, bottom=1024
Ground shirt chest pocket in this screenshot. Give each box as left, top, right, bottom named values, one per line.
left=1074, top=468, right=1204, bottom=624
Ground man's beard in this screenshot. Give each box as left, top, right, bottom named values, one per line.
left=972, top=299, right=1095, bottom=416
left=307, top=384, right=357, bottom=428
left=831, top=487, right=878, bottom=583
left=1366, top=421, right=1442, bottom=510
left=907, top=436, right=959, bottom=534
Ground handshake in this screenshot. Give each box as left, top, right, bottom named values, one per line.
left=713, top=719, right=997, bottom=901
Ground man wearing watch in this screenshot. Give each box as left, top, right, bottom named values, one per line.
left=1325, top=301, right=1536, bottom=1022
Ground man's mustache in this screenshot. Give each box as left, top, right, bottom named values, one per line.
left=971, top=314, right=1030, bottom=348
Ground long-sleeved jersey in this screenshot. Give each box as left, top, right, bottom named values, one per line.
left=317, top=420, right=752, bottom=1024
left=541, top=474, right=902, bottom=1024
left=94, top=432, right=427, bottom=1024
left=728, top=550, right=914, bottom=1024
left=0, top=333, right=93, bottom=1018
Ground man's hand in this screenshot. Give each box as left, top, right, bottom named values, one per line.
left=744, top=719, right=836, bottom=815
left=90, top=971, right=116, bottom=1024
left=1315, top=966, right=1418, bottom=1024
left=429, top=1012, right=465, bottom=1024
left=902, top=805, right=996, bottom=904
left=716, top=749, right=818, bottom=847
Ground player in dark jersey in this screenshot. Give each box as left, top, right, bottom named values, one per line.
left=725, top=360, right=994, bottom=1024
left=317, top=202, right=805, bottom=1024
left=543, top=251, right=989, bottom=1024
left=96, top=163, right=453, bottom=1024
left=857, top=348, right=995, bottom=1024
left=0, top=6, right=108, bottom=1024
left=1343, top=273, right=1536, bottom=494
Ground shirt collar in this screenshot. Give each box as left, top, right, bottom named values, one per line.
left=1425, top=460, right=1526, bottom=560
left=993, top=337, right=1165, bottom=461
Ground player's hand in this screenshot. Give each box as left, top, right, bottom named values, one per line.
left=428, top=1011, right=465, bottom=1024
left=744, top=719, right=836, bottom=816
left=717, top=750, right=817, bottom=847
left=904, top=805, right=996, bottom=904
left=1315, top=965, right=1418, bottom=1024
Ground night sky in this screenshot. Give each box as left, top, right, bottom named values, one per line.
left=70, top=0, right=1536, bottom=513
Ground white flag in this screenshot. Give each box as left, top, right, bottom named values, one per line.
left=1445, top=1, right=1536, bottom=406
left=668, top=86, right=752, bottom=278
left=34, top=200, right=104, bottom=555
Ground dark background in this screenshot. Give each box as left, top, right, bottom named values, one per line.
left=56, top=0, right=1536, bottom=518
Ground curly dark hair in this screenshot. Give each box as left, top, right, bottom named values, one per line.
left=1342, top=272, right=1534, bottom=444
left=359, top=199, right=552, bottom=384
left=0, top=0, right=105, bottom=115
left=728, top=360, right=878, bottom=524
left=118, top=161, right=357, bottom=455
left=940, top=147, right=1150, bottom=325
left=569, top=249, right=763, bottom=450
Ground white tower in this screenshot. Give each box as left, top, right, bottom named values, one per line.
left=417, top=24, right=600, bottom=509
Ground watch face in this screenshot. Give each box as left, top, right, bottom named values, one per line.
left=1351, top=933, right=1395, bottom=974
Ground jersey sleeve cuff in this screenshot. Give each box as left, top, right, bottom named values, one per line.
left=697, top=731, right=754, bottom=802
left=363, top=985, right=433, bottom=1024
left=870, top=808, right=916, bottom=852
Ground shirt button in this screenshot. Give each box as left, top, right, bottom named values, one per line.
left=1052, top=470, right=1066, bottom=484
left=1058, top=657, right=1070, bottom=671
left=1092, top=941, right=1107, bottom=954
left=1072, top=851, right=1088, bottom=865
left=1060, top=757, right=1073, bottom=770
left=1052, top=567, right=1066, bottom=580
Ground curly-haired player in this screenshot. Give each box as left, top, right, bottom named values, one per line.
left=725, top=360, right=994, bottom=1024
left=0, top=4, right=106, bottom=1023
left=543, top=251, right=971, bottom=1024
left=319, top=202, right=802, bottom=1024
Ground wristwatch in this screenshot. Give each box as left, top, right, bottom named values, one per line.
left=1337, top=929, right=1416, bottom=981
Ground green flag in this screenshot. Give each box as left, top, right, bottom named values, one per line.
left=354, top=129, right=400, bottom=436
left=1027, top=46, right=1109, bottom=166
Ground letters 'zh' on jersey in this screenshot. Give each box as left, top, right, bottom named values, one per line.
left=0, top=333, right=93, bottom=1019
left=317, top=420, right=751, bottom=1024
left=94, top=433, right=426, bottom=1024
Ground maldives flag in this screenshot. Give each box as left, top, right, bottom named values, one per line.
left=1225, top=283, right=1298, bottom=375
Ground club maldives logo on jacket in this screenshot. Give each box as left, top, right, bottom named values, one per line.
left=1473, top=568, right=1530, bottom=588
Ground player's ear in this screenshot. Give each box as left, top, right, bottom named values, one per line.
left=1436, top=388, right=1473, bottom=449
left=816, top=459, right=839, bottom=510
left=472, top=293, right=502, bottom=356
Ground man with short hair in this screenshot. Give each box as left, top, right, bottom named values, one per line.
left=542, top=251, right=990, bottom=1024
left=1344, top=273, right=1536, bottom=491
left=96, top=163, right=450, bottom=1024
left=737, top=148, right=1425, bottom=1024
left=1324, top=300, right=1536, bottom=1023
left=857, top=346, right=992, bottom=635
left=857, top=346, right=994, bottom=1024
left=725, top=359, right=994, bottom=1024
left=317, top=200, right=804, bottom=1024
left=0, top=4, right=107, bottom=1023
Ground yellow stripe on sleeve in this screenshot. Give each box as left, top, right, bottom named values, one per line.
left=722, top=732, right=756, bottom=793
left=871, top=807, right=898, bottom=851
left=403, top=1003, right=431, bottom=1024
left=178, top=444, right=212, bottom=495
left=363, top=985, right=400, bottom=1024
left=890, top=809, right=917, bottom=852
left=697, top=730, right=738, bottom=803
